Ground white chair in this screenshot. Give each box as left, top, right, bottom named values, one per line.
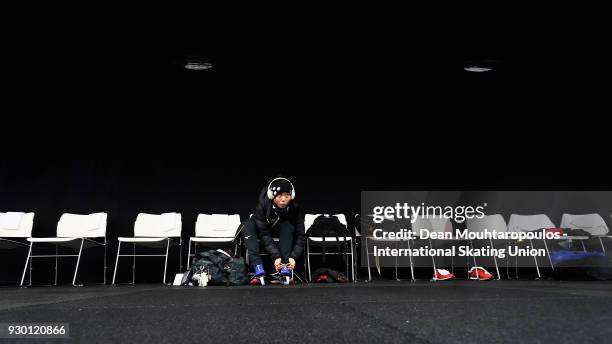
left=305, top=214, right=355, bottom=282
left=360, top=213, right=404, bottom=282
left=466, top=214, right=507, bottom=280
left=561, top=213, right=609, bottom=236
left=412, top=214, right=459, bottom=281
left=1, top=212, right=34, bottom=284
left=21, top=212, right=107, bottom=287
left=560, top=213, right=610, bottom=253
left=112, top=213, right=182, bottom=285
left=507, top=214, right=556, bottom=279
left=187, top=214, right=241, bottom=269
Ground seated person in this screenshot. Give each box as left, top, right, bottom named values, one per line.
left=243, top=177, right=305, bottom=285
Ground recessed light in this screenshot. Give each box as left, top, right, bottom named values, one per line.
left=464, top=66, right=493, bottom=72
left=464, top=59, right=500, bottom=73
left=184, top=62, right=213, bottom=70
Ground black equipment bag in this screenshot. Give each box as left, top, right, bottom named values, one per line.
left=307, top=215, right=352, bottom=264
left=183, top=249, right=249, bottom=286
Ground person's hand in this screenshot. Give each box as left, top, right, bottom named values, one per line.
left=274, top=258, right=283, bottom=271
left=287, top=258, right=296, bottom=270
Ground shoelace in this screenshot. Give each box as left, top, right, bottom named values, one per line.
left=269, top=264, right=305, bottom=284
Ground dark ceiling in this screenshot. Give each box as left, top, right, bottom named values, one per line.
left=2, top=5, right=610, bottom=166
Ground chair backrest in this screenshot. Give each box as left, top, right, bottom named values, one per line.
left=411, top=215, right=453, bottom=234
left=195, top=214, right=241, bottom=237
left=507, top=214, right=555, bottom=233
left=334, top=214, right=347, bottom=227
left=0, top=212, right=35, bottom=238
left=305, top=214, right=347, bottom=232
left=466, top=214, right=507, bottom=234
left=134, top=213, right=181, bottom=237
left=560, top=213, right=609, bottom=236
left=304, top=214, right=320, bottom=231
left=57, top=212, right=107, bottom=238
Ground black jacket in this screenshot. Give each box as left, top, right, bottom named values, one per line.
left=252, top=187, right=305, bottom=260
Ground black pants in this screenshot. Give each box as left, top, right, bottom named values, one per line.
left=244, top=218, right=294, bottom=268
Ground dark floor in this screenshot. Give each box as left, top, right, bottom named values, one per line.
left=1, top=280, right=612, bottom=343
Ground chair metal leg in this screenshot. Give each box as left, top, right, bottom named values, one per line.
left=303, top=248, right=307, bottom=280
left=543, top=239, right=554, bottom=270
left=345, top=239, right=350, bottom=279
left=163, top=239, right=170, bottom=284
left=600, top=237, right=606, bottom=253
left=469, top=240, right=478, bottom=280
left=29, top=249, right=33, bottom=286
left=407, top=239, right=415, bottom=281
left=179, top=238, right=183, bottom=272
left=350, top=239, right=355, bottom=282
left=306, top=240, right=312, bottom=282
left=429, top=239, right=437, bottom=277
left=20, top=244, right=32, bottom=287
left=506, top=241, right=512, bottom=279
left=112, top=241, right=121, bottom=285
left=187, top=239, right=192, bottom=269
left=54, top=244, right=59, bottom=286
left=529, top=239, right=541, bottom=279
left=72, top=239, right=85, bottom=286
left=132, top=243, right=136, bottom=285
left=103, top=237, right=107, bottom=285
left=490, top=238, right=501, bottom=280
left=365, top=236, right=372, bottom=282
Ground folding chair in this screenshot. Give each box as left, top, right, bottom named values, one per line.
left=20, top=212, right=107, bottom=287
left=560, top=213, right=610, bottom=255
left=361, top=214, right=404, bottom=282
left=465, top=214, right=505, bottom=280
left=112, top=212, right=182, bottom=285
left=1, top=212, right=34, bottom=284
left=187, top=214, right=241, bottom=269
left=506, top=214, right=555, bottom=279
left=412, top=215, right=458, bottom=281
left=305, top=214, right=355, bottom=282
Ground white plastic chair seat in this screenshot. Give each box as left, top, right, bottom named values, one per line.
left=118, top=237, right=169, bottom=243
left=309, top=237, right=352, bottom=242
left=556, top=235, right=590, bottom=240
left=27, top=237, right=83, bottom=243
left=190, top=237, right=234, bottom=243
left=364, top=235, right=462, bottom=242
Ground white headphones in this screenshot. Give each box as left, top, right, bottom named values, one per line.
left=267, top=177, right=296, bottom=200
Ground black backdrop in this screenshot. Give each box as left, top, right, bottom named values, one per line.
left=2, top=156, right=612, bottom=283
